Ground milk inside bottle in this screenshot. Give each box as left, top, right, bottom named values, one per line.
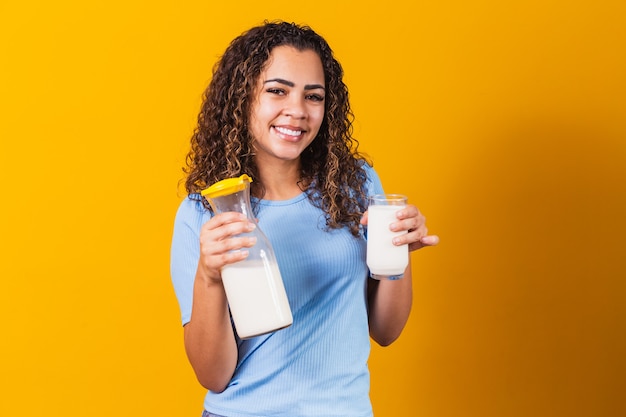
left=201, top=174, right=293, bottom=339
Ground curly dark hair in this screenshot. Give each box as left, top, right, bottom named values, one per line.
left=183, top=20, right=370, bottom=236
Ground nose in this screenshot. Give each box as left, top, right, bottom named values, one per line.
left=284, top=96, right=306, bottom=119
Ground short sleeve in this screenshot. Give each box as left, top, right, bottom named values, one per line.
left=363, top=163, right=385, bottom=196
left=170, top=196, right=210, bottom=326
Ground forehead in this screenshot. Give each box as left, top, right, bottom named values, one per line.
left=261, top=45, right=324, bottom=82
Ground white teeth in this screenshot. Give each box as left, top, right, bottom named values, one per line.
left=275, top=126, right=302, bottom=136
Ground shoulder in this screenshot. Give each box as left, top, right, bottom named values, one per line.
left=361, top=162, right=384, bottom=194
left=174, top=194, right=210, bottom=231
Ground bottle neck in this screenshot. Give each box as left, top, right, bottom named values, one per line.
left=207, top=189, right=254, bottom=219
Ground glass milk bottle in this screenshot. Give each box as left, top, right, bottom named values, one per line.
left=201, top=174, right=293, bottom=339
left=366, top=194, right=409, bottom=280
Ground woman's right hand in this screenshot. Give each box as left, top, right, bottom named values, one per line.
left=187, top=211, right=253, bottom=391
left=197, top=212, right=257, bottom=284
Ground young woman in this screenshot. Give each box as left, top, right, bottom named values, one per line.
left=170, top=21, right=439, bottom=417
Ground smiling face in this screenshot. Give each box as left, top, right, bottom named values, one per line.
left=248, top=45, right=326, bottom=167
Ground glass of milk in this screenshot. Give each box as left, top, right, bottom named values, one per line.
left=366, top=194, right=409, bottom=280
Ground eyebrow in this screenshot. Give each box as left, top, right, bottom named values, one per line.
left=264, top=78, right=325, bottom=91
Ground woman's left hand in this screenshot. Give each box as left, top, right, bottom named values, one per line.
left=361, top=204, right=439, bottom=252
left=393, top=204, right=439, bottom=251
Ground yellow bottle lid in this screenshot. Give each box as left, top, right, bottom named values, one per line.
left=201, top=174, right=252, bottom=198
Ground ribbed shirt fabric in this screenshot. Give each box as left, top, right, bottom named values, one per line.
left=170, top=165, right=384, bottom=417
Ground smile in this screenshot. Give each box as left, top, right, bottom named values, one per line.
left=274, top=126, right=303, bottom=136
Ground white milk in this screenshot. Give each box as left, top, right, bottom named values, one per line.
left=367, top=204, right=409, bottom=277
left=221, top=260, right=293, bottom=339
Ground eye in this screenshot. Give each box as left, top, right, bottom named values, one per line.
left=306, top=93, right=325, bottom=102
left=266, top=88, right=286, bottom=95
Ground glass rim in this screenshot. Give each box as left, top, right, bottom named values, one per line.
left=368, top=193, right=408, bottom=204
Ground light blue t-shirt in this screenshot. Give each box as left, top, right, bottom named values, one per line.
left=170, top=165, right=384, bottom=417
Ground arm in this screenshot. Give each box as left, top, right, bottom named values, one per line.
left=181, top=212, right=257, bottom=392
left=367, top=260, right=414, bottom=346
left=184, top=271, right=237, bottom=392
left=364, top=205, right=439, bottom=346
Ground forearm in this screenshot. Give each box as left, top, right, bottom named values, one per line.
left=367, top=260, right=413, bottom=346
left=184, top=268, right=238, bottom=392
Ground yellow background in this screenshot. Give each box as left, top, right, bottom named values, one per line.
left=1, top=1, right=625, bottom=416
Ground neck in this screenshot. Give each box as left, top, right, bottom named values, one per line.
left=254, top=158, right=304, bottom=200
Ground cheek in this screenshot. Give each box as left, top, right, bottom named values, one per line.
left=249, top=106, right=273, bottom=135
left=312, top=110, right=325, bottom=132
left=255, top=101, right=282, bottom=124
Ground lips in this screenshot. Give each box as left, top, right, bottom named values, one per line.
left=273, top=126, right=305, bottom=140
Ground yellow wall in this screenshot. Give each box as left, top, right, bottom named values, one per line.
left=1, top=1, right=624, bottom=416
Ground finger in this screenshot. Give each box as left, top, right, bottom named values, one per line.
left=395, top=205, right=420, bottom=220
left=203, top=216, right=256, bottom=241
left=222, top=235, right=258, bottom=252
left=200, top=235, right=257, bottom=273
left=201, top=234, right=257, bottom=257
left=199, top=248, right=250, bottom=281
left=205, top=212, right=247, bottom=230
left=391, top=207, right=426, bottom=233
left=220, top=245, right=252, bottom=265
left=393, top=228, right=424, bottom=245
left=417, top=234, right=440, bottom=247
left=360, top=210, right=369, bottom=226
left=391, top=217, right=426, bottom=234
